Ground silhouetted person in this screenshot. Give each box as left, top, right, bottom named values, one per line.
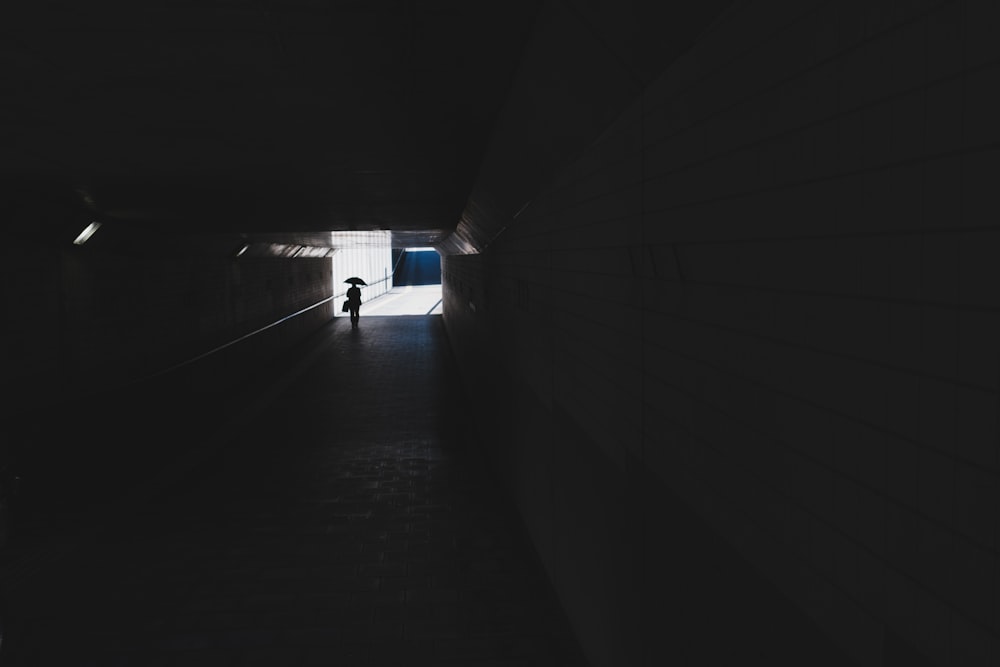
left=347, top=284, right=362, bottom=327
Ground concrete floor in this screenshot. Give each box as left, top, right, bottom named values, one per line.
left=0, top=299, right=587, bottom=666
left=337, top=285, right=444, bottom=318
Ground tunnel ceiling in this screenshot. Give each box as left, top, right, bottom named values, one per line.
left=0, top=0, right=543, bottom=248
left=2, top=1, right=735, bottom=253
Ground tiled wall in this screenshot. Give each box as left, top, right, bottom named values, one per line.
left=2, top=243, right=334, bottom=423
left=329, top=234, right=395, bottom=313
left=443, top=1, right=1000, bottom=664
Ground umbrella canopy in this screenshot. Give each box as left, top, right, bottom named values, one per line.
left=344, top=277, right=367, bottom=285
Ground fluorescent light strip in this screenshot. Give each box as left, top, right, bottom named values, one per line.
left=73, top=222, right=101, bottom=245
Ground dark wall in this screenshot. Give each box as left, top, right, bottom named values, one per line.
left=393, top=250, right=442, bottom=286
left=441, top=1, right=998, bottom=666
left=1, top=216, right=335, bottom=540
left=3, top=235, right=333, bottom=423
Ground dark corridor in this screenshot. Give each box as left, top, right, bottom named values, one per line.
left=0, top=315, right=586, bottom=666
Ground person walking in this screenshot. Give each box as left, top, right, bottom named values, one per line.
left=345, top=279, right=363, bottom=328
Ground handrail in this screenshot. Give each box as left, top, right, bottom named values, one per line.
left=142, top=259, right=404, bottom=386
left=135, top=294, right=337, bottom=385
left=391, top=248, right=406, bottom=274
left=332, top=273, right=394, bottom=300
left=331, top=249, right=412, bottom=299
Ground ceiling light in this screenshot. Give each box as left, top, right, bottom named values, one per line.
left=72, top=221, right=101, bottom=245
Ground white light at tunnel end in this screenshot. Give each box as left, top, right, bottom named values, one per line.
left=73, top=221, right=101, bottom=245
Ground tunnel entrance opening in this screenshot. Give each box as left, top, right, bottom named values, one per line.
left=331, top=240, right=442, bottom=318
left=349, top=248, right=442, bottom=316
left=328, top=231, right=394, bottom=306
left=392, top=247, right=442, bottom=287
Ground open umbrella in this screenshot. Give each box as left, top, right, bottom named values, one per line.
left=344, top=277, right=367, bottom=286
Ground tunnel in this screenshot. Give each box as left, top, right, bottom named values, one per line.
left=1, top=2, right=997, bottom=665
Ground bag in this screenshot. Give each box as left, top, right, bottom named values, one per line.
left=342, top=300, right=350, bottom=312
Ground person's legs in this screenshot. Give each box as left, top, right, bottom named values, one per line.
left=350, top=307, right=359, bottom=327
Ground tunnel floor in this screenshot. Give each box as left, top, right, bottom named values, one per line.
left=0, top=311, right=588, bottom=665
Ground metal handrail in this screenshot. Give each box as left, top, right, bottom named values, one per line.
left=136, top=294, right=337, bottom=385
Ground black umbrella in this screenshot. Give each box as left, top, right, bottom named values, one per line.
left=344, top=277, right=367, bottom=285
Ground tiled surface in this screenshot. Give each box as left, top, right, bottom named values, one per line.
left=0, top=313, right=586, bottom=666
left=441, top=3, right=1000, bottom=664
